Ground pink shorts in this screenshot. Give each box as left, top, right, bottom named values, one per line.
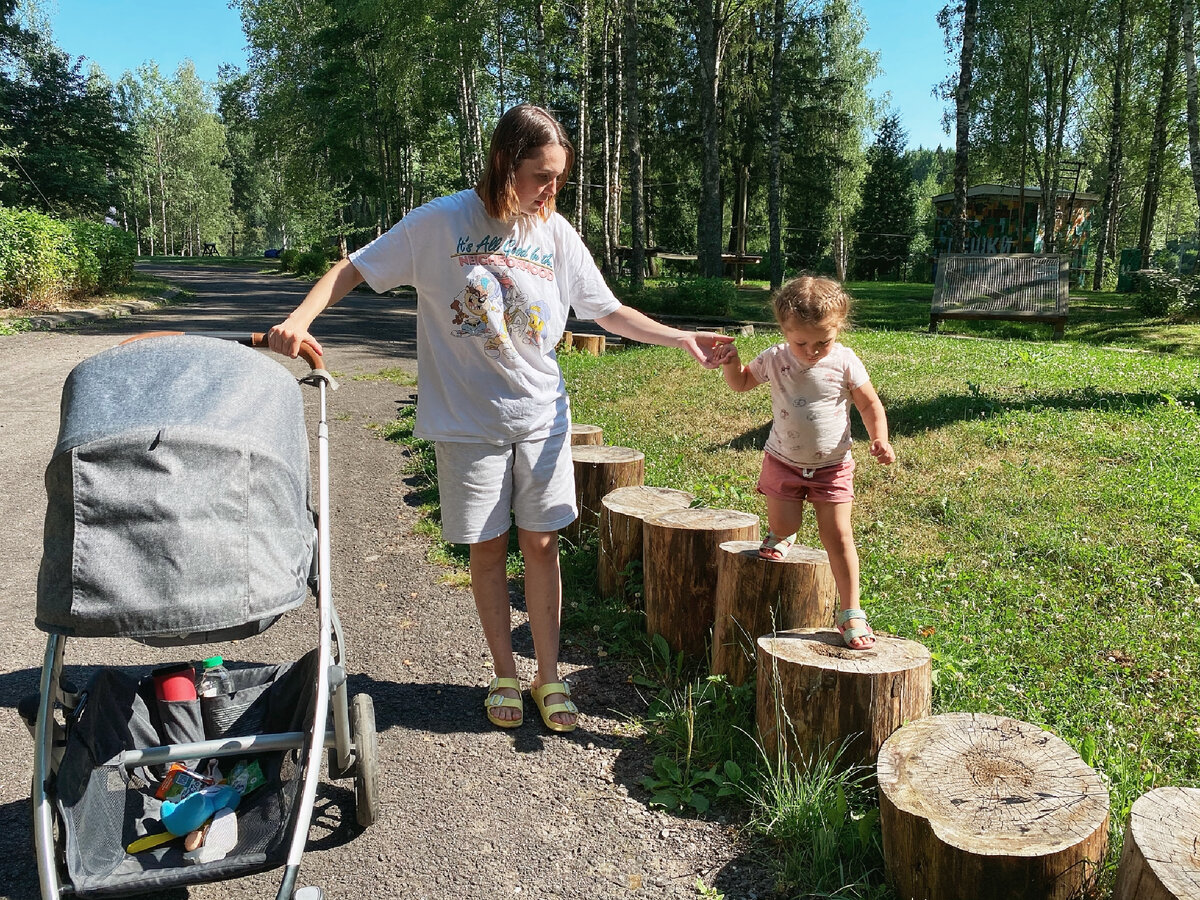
left=757, top=452, right=855, bottom=505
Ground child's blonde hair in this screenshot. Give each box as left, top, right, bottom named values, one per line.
left=772, top=275, right=852, bottom=331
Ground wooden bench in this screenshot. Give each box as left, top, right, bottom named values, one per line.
left=201, top=243, right=217, bottom=257
left=930, top=254, right=1069, bottom=339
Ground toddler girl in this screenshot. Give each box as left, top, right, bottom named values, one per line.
left=714, top=276, right=894, bottom=649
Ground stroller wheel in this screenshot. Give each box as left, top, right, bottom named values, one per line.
left=351, top=693, right=379, bottom=828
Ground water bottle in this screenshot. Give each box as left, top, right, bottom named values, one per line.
left=195, top=656, right=232, bottom=699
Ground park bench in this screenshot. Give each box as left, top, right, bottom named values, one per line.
left=201, top=242, right=217, bottom=256
left=930, top=253, right=1069, bottom=340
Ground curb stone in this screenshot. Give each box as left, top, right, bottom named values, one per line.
left=25, top=289, right=181, bottom=330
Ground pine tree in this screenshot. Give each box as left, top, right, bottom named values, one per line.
left=852, top=115, right=916, bottom=280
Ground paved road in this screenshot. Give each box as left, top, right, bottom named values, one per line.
left=0, top=264, right=771, bottom=900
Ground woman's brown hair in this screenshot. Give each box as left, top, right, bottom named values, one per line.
left=477, top=104, right=574, bottom=222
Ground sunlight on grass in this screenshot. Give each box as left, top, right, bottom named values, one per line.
left=562, top=324, right=1200, bottom=880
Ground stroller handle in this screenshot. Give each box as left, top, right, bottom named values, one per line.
left=120, top=331, right=327, bottom=373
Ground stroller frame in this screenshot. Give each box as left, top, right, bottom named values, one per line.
left=31, top=333, right=377, bottom=900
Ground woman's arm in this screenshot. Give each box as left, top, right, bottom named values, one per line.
left=267, top=257, right=366, bottom=357
left=594, top=305, right=732, bottom=368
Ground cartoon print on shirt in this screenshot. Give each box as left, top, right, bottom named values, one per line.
left=450, top=267, right=547, bottom=358
left=451, top=270, right=517, bottom=359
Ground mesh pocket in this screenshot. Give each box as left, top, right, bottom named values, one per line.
left=201, top=668, right=274, bottom=739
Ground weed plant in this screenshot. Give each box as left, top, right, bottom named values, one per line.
left=384, top=299, right=1200, bottom=896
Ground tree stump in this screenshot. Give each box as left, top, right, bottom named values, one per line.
left=756, top=628, right=930, bottom=771
left=642, top=508, right=759, bottom=658
left=877, top=713, right=1110, bottom=900
left=711, top=542, right=837, bottom=686
left=563, top=445, right=644, bottom=543
left=1112, top=787, right=1200, bottom=900
left=572, top=333, right=605, bottom=355
left=570, top=423, right=603, bottom=446
left=597, top=485, right=694, bottom=601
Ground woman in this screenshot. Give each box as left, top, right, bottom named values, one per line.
left=268, top=104, right=731, bottom=732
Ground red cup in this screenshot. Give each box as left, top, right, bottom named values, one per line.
left=153, top=664, right=197, bottom=702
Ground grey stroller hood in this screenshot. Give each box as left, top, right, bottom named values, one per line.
left=37, top=334, right=316, bottom=640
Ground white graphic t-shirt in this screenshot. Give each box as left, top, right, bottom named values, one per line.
left=350, top=190, right=622, bottom=445
left=747, top=342, right=870, bottom=468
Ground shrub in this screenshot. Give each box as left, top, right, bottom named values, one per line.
left=0, top=206, right=73, bottom=307
left=278, top=248, right=302, bottom=271
left=670, top=277, right=736, bottom=318
left=72, top=221, right=136, bottom=289
left=294, top=248, right=330, bottom=277
left=1134, top=270, right=1200, bottom=318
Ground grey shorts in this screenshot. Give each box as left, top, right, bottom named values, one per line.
left=434, top=433, right=578, bottom=544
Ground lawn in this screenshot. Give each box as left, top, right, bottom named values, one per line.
left=554, top=296, right=1200, bottom=896
left=383, top=279, right=1199, bottom=896
left=614, top=277, right=1200, bottom=356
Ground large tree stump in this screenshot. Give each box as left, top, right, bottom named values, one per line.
left=572, top=333, right=605, bottom=355
left=597, top=485, right=694, bottom=600
left=877, top=713, right=1110, bottom=900
left=570, top=423, right=603, bottom=446
left=711, top=542, right=837, bottom=686
left=1112, top=787, right=1200, bottom=900
left=642, top=508, right=759, bottom=658
left=564, top=445, right=644, bottom=543
left=756, top=628, right=930, bottom=770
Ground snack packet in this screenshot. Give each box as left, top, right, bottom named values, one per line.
left=154, top=763, right=213, bottom=802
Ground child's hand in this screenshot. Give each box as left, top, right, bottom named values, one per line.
left=870, top=439, right=895, bottom=465
left=712, top=342, right=741, bottom=367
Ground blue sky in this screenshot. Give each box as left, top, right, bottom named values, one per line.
left=47, top=0, right=952, bottom=151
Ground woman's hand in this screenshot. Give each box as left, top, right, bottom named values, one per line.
left=681, top=332, right=735, bottom=368
left=267, top=318, right=323, bottom=359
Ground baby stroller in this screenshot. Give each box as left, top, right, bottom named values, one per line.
left=28, top=332, right=379, bottom=900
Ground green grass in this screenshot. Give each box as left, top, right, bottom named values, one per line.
left=382, top=283, right=1200, bottom=897
left=612, top=276, right=1200, bottom=356
left=559, top=320, right=1200, bottom=895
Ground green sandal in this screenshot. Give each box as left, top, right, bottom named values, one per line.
left=758, top=530, right=798, bottom=561
left=484, top=676, right=523, bottom=729
left=836, top=608, right=875, bottom=650
left=530, top=681, right=578, bottom=733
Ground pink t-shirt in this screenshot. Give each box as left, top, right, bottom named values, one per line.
left=747, top=342, right=870, bottom=468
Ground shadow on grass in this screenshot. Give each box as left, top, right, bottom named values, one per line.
left=880, top=386, right=1200, bottom=436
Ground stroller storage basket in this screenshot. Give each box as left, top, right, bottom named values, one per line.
left=36, top=335, right=316, bottom=639
left=54, top=651, right=318, bottom=897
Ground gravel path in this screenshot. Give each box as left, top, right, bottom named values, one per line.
left=0, top=264, right=774, bottom=900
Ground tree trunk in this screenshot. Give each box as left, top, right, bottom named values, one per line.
left=496, top=7, right=506, bottom=114
left=597, top=485, right=694, bottom=600
left=145, top=171, right=155, bottom=257
left=642, top=508, right=759, bottom=658
left=757, top=628, right=930, bottom=771
left=609, top=15, right=624, bottom=276
left=696, top=0, right=726, bottom=277
left=601, top=16, right=615, bottom=275
left=1094, top=0, right=1129, bottom=290
left=768, top=0, right=785, bottom=288
left=625, top=0, right=645, bottom=291
left=569, top=423, right=603, bottom=445
left=564, top=445, right=645, bottom=543
left=712, top=542, right=836, bottom=686
left=1112, top=787, right=1200, bottom=900
left=878, top=713, right=1110, bottom=900
left=1139, top=0, right=1183, bottom=268
left=535, top=0, right=547, bottom=106
left=571, top=333, right=605, bottom=354
left=1186, top=0, right=1200, bottom=227
left=575, top=0, right=591, bottom=235
left=951, top=0, right=978, bottom=255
